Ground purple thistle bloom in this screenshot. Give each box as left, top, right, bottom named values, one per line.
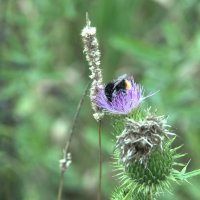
left=94, top=76, right=143, bottom=115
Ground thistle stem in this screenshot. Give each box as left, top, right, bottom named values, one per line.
left=98, top=120, right=102, bottom=200
left=57, top=81, right=91, bottom=200
left=148, top=191, right=154, bottom=200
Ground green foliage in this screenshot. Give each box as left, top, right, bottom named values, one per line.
left=111, top=187, right=126, bottom=200
left=1, top=0, right=200, bottom=199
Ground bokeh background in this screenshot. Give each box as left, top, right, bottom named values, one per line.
left=1, top=0, right=200, bottom=199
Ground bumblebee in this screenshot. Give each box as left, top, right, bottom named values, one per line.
left=105, top=74, right=132, bottom=102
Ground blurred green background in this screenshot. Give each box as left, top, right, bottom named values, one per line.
left=1, top=0, right=200, bottom=199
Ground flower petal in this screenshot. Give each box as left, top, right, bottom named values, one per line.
left=95, top=77, right=143, bottom=115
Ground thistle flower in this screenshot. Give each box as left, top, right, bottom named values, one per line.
left=81, top=15, right=144, bottom=119
left=95, top=76, right=143, bottom=115
left=80, top=14, right=200, bottom=200
left=116, top=114, right=174, bottom=166
left=81, top=14, right=104, bottom=121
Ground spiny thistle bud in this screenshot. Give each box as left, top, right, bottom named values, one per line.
left=112, top=111, right=200, bottom=200
left=114, top=114, right=176, bottom=198
left=81, top=14, right=104, bottom=121
left=113, top=139, right=177, bottom=199
left=116, top=114, right=174, bottom=166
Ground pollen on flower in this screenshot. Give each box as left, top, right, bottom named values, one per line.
left=81, top=26, right=96, bottom=37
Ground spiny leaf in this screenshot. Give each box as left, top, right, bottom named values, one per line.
left=181, top=160, right=191, bottom=174
left=173, top=153, right=187, bottom=159
left=182, top=169, right=200, bottom=179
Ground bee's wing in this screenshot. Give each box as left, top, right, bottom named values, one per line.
left=113, top=74, right=127, bottom=88
left=116, top=74, right=127, bottom=80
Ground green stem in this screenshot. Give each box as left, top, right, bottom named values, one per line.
left=147, top=191, right=154, bottom=200
left=97, top=120, right=102, bottom=200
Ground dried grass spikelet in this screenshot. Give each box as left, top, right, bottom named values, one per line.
left=81, top=14, right=104, bottom=121
left=59, top=153, right=72, bottom=171
left=116, top=114, right=174, bottom=166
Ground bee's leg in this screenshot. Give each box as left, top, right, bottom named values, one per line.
left=112, top=90, right=117, bottom=98
left=121, top=89, right=127, bottom=96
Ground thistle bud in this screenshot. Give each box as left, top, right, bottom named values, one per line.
left=116, top=115, right=173, bottom=166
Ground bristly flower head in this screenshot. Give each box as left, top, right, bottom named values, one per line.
left=94, top=75, right=143, bottom=115
left=116, top=114, right=174, bottom=166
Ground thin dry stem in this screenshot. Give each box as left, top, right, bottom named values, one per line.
left=57, top=81, right=91, bottom=200
left=63, top=80, right=91, bottom=157
left=57, top=170, right=65, bottom=200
